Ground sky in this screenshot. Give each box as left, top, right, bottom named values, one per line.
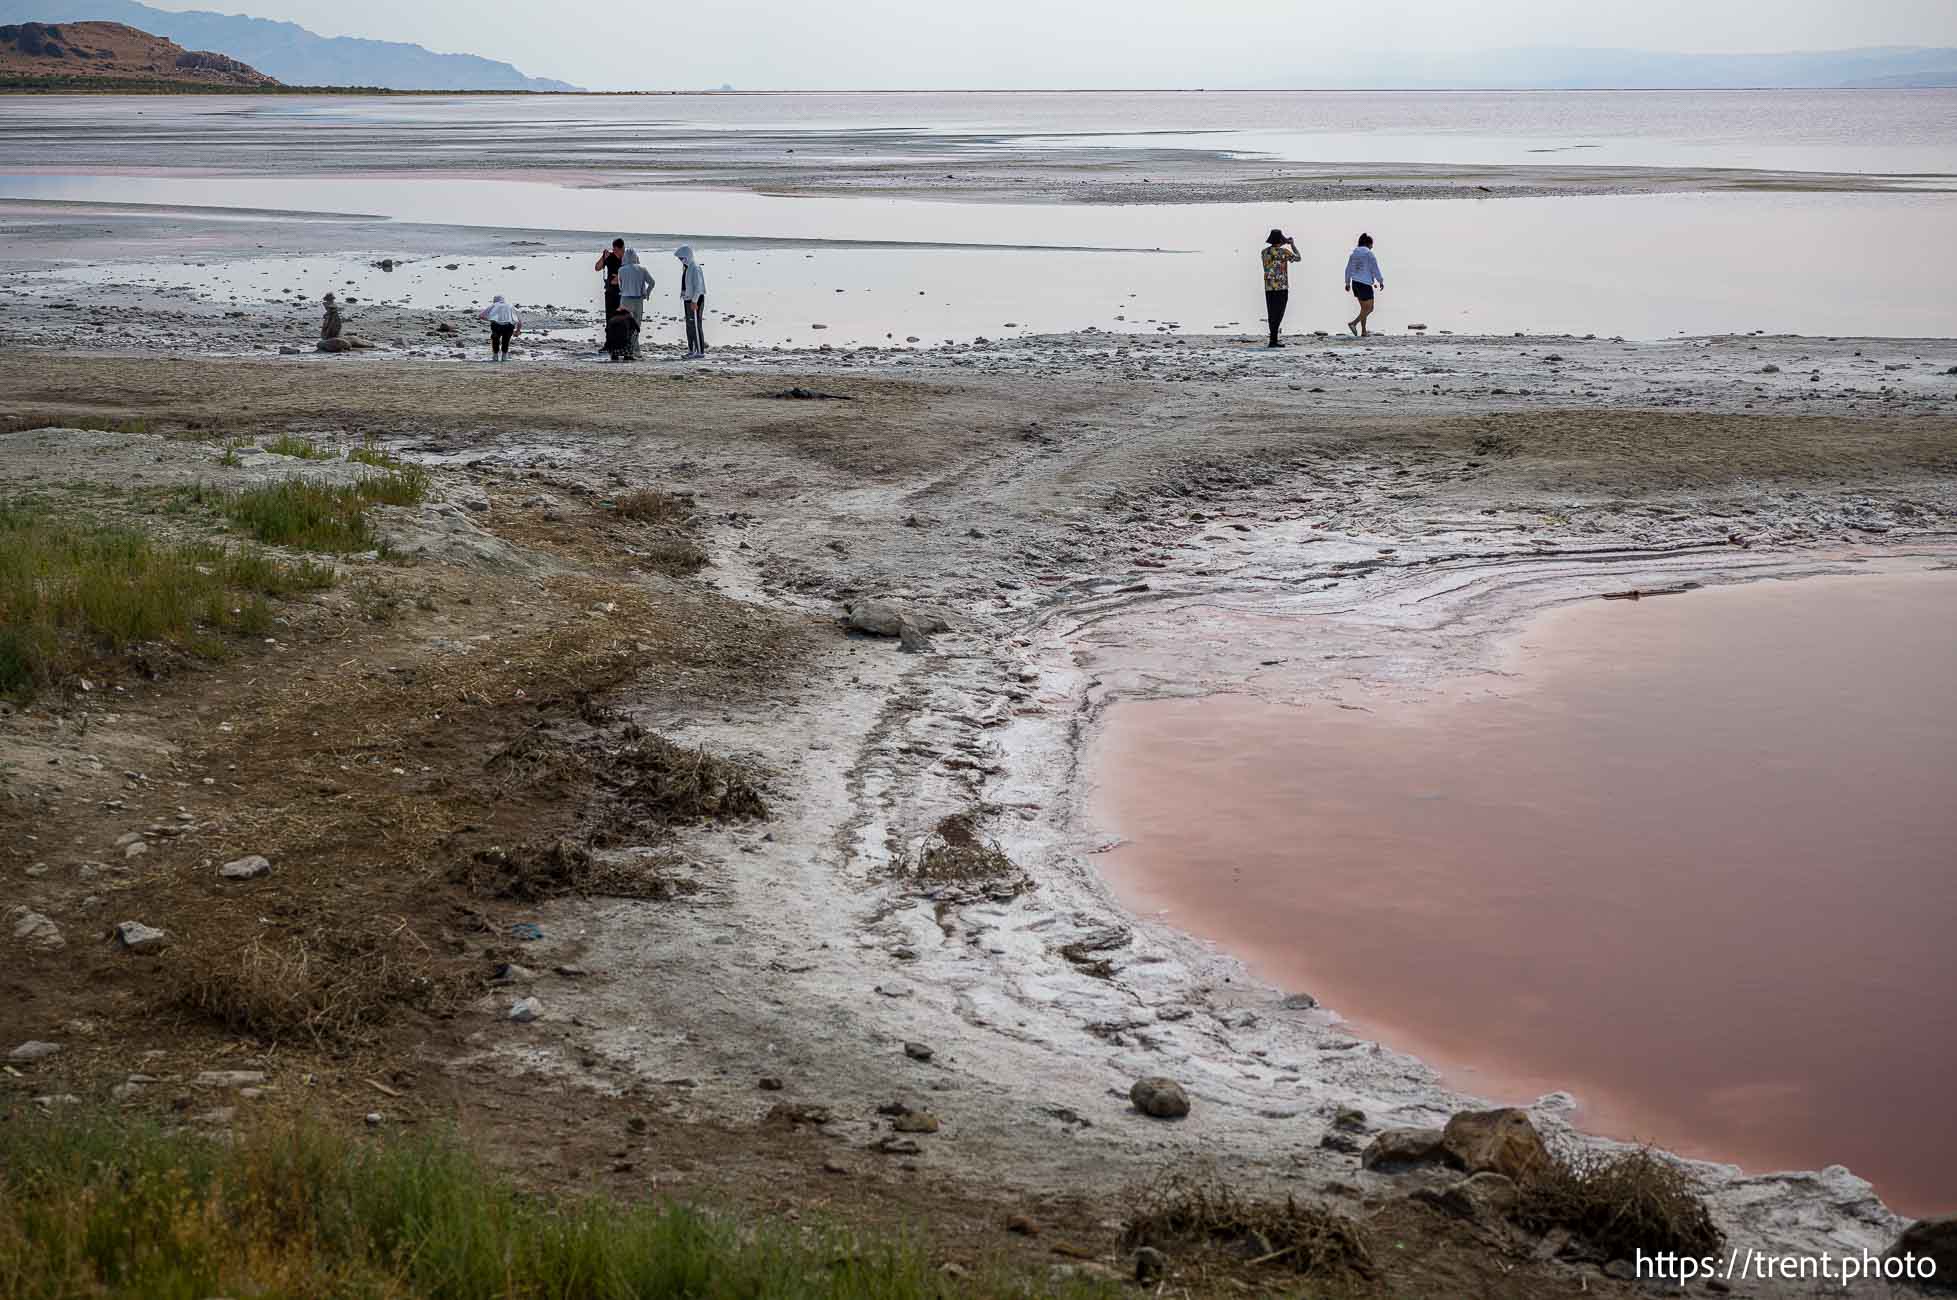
left=143, top=0, right=1957, bottom=90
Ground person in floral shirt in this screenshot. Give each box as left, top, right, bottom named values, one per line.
left=1260, top=229, right=1301, bottom=348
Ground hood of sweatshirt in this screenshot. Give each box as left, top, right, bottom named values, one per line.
left=674, top=245, right=696, bottom=268
left=623, top=248, right=642, bottom=267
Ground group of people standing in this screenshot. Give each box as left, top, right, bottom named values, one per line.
left=1260, top=230, right=1386, bottom=347
left=593, top=237, right=708, bottom=362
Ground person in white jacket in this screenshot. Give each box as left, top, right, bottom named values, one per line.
left=675, top=245, right=707, bottom=358
left=1343, top=233, right=1384, bottom=338
left=477, top=294, right=522, bottom=361
left=616, top=248, right=654, bottom=360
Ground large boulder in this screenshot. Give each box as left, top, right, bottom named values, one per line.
left=1889, top=1216, right=1957, bottom=1291
left=1129, top=1076, right=1190, bottom=1120
left=1361, top=1126, right=1447, bottom=1172
left=1441, top=1108, right=1551, bottom=1183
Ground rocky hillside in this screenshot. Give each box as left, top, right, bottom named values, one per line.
left=0, top=0, right=579, bottom=91
left=0, top=19, right=278, bottom=86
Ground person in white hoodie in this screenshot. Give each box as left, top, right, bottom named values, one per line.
left=675, top=245, right=707, bottom=358
left=477, top=294, right=521, bottom=361
left=1343, top=233, right=1385, bottom=338
left=616, top=248, right=654, bottom=360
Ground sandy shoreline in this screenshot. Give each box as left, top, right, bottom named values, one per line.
left=4, top=120, right=1956, bottom=1282
left=3, top=321, right=1952, bottom=1273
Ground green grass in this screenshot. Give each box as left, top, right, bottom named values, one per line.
left=0, top=1112, right=1116, bottom=1300
left=169, top=468, right=431, bottom=552
left=264, top=433, right=335, bottom=461
left=0, top=500, right=335, bottom=698
left=347, top=434, right=405, bottom=470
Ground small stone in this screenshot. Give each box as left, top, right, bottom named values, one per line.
left=113, top=921, right=170, bottom=953
left=876, top=1136, right=922, bottom=1155
left=1134, top=1245, right=1167, bottom=1283
left=1437, top=1171, right=1520, bottom=1221
left=891, top=1110, right=940, bottom=1134
left=113, top=831, right=143, bottom=849
left=1760, top=364, right=1781, bottom=374
left=123, top=841, right=149, bottom=860
left=626, top=1115, right=648, bottom=1135
left=1333, top=1106, right=1368, bottom=1132
left=874, top=982, right=914, bottom=999
left=822, top=1158, right=850, bottom=1175
left=8, top=908, right=66, bottom=951
left=903, top=1041, right=934, bottom=1062
left=218, top=855, right=272, bottom=881
left=194, top=1071, right=268, bottom=1089
left=1006, top=1213, right=1039, bottom=1236
left=1281, top=992, right=1318, bottom=1010
left=1128, top=1076, right=1190, bottom=1120
left=365, top=1112, right=384, bottom=1127
left=508, top=997, right=543, bottom=1023
left=8, top=1041, right=62, bottom=1063
left=1361, top=1127, right=1448, bottom=1172
left=757, top=1076, right=784, bottom=1091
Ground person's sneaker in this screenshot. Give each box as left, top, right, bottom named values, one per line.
left=1267, top=340, right=1284, bottom=348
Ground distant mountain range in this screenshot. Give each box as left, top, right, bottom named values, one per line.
left=0, top=0, right=579, bottom=90
left=1259, top=46, right=1957, bottom=90
left=0, top=18, right=277, bottom=86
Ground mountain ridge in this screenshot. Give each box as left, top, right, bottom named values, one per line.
left=0, top=0, right=580, bottom=90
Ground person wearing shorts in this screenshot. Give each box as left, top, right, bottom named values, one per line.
left=1344, top=233, right=1384, bottom=337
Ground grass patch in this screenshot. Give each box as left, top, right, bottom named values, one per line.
left=263, top=433, right=334, bottom=460
left=1516, top=1146, right=1723, bottom=1262
left=1122, top=1168, right=1374, bottom=1281
left=597, top=733, right=769, bottom=833
left=163, top=921, right=462, bottom=1046
left=0, top=1111, right=1115, bottom=1300
left=614, top=488, right=694, bottom=525
left=346, top=432, right=404, bottom=469
left=0, top=500, right=335, bottom=697
left=187, top=468, right=431, bottom=552
left=644, top=538, right=709, bottom=576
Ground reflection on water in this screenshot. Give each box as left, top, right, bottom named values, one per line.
left=1091, top=570, right=1957, bottom=1215
left=7, top=174, right=1957, bottom=340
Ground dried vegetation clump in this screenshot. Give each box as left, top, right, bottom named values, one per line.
left=1516, top=1146, right=1723, bottom=1262
left=457, top=837, right=698, bottom=903
left=905, top=809, right=1034, bottom=898
left=1122, top=1168, right=1375, bottom=1280
left=163, top=920, right=462, bottom=1045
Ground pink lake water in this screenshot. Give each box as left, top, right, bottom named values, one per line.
left=1091, top=569, right=1957, bottom=1215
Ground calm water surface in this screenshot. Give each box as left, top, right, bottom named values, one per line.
left=1091, top=570, right=1957, bottom=1215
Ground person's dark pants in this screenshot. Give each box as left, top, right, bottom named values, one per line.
left=490, top=321, right=514, bottom=358
left=1265, top=289, right=1289, bottom=344
left=605, top=285, right=621, bottom=317
left=684, top=297, right=707, bottom=354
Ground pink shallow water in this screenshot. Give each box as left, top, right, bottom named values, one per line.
left=1091, top=570, right=1957, bottom=1215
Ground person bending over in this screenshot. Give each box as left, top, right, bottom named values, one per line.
left=478, top=294, right=521, bottom=361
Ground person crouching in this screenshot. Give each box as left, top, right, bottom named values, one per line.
left=604, top=305, right=639, bottom=362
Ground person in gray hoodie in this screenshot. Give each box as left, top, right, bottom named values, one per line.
left=675, top=245, right=707, bottom=358
left=616, top=248, right=654, bottom=360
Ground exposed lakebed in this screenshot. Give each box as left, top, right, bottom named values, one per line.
left=1091, top=567, right=1957, bottom=1215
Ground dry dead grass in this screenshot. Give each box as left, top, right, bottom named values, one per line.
left=1122, top=1167, right=1375, bottom=1281
left=1516, top=1146, right=1723, bottom=1262
left=905, top=808, right=1034, bottom=898
left=164, top=919, right=463, bottom=1045
left=456, top=837, right=699, bottom=903
left=613, top=488, right=694, bottom=525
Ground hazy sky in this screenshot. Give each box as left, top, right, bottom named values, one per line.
left=145, top=0, right=1957, bottom=90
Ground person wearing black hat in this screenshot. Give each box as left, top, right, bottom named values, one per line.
left=1260, top=229, right=1300, bottom=348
